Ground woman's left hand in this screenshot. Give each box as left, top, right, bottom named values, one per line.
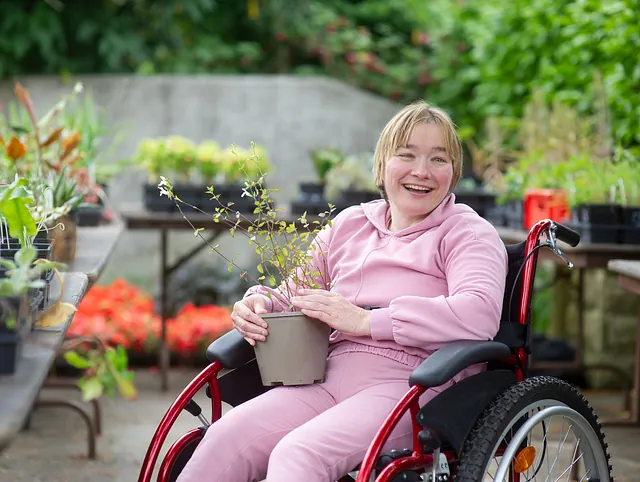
left=291, top=289, right=371, bottom=337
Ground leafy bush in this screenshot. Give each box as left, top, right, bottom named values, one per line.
left=421, top=0, right=640, bottom=145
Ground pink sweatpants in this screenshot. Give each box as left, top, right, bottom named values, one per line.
left=176, top=342, right=449, bottom=482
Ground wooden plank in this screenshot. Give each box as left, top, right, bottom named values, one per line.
left=608, top=260, right=640, bottom=282
left=0, top=272, right=88, bottom=453
left=68, top=223, right=124, bottom=287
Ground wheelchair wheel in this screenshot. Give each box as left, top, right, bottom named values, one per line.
left=455, top=376, right=612, bottom=482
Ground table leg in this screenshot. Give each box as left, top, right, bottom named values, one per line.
left=160, top=229, right=170, bottom=392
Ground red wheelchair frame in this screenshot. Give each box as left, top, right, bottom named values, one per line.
left=138, top=218, right=579, bottom=482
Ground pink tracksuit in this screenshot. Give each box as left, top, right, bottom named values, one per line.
left=177, top=194, right=508, bottom=481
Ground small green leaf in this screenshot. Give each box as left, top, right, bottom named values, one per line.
left=64, top=350, right=93, bottom=369
left=257, top=264, right=264, bottom=274
left=81, top=377, right=104, bottom=402
left=15, top=247, right=36, bottom=266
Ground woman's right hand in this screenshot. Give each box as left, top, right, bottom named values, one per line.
left=231, top=294, right=270, bottom=346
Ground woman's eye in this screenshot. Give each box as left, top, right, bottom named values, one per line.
left=399, top=153, right=414, bottom=159
left=434, top=157, right=448, bottom=163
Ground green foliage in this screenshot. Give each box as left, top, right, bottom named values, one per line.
left=0, top=246, right=63, bottom=297
left=159, top=144, right=336, bottom=308
left=420, top=0, right=640, bottom=145
left=4, top=0, right=640, bottom=150
left=64, top=342, right=136, bottom=402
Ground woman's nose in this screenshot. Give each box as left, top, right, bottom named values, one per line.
left=411, top=158, right=431, bottom=178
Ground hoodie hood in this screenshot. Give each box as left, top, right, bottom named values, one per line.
left=361, top=193, right=476, bottom=238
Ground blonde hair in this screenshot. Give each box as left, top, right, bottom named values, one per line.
left=373, top=100, right=463, bottom=194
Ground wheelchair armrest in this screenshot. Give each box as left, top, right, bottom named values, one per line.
left=408, top=340, right=511, bottom=388
left=206, top=329, right=256, bottom=369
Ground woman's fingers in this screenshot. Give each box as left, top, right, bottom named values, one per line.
left=237, top=302, right=269, bottom=328
left=232, top=303, right=268, bottom=343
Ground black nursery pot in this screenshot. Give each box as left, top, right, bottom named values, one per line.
left=73, top=204, right=104, bottom=227
left=455, top=189, right=497, bottom=219
left=0, top=294, right=30, bottom=375
left=574, top=203, right=623, bottom=225
left=299, top=182, right=326, bottom=203
left=0, top=242, right=53, bottom=263
left=339, top=189, right=380, bottom=205
left=143, top=183, right=176, bottom=212
left=504, top=199, right=524, bottom=229
left=172, top=183, right=206, bottom=211
left=211, top=183, right=259, bottom=214
left=620, top=206, right=640, bottom=244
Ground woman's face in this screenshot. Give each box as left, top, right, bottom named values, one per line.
left=383, top=123, right=454, bottom=229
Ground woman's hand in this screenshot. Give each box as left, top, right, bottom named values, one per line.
left=231, top=294, right=270, bottom=346
left=291, top=289, right=371, bottom=337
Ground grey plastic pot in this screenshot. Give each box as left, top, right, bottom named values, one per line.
left=254, top=311, right=331, bottom=386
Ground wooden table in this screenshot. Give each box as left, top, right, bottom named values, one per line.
left=68, top=223, right=124, bottom=287
left=497, top=227, right=640, bottom=425
left=607, top=260, right=640, bottom=426
left=0, top=272, right=89, bottom=453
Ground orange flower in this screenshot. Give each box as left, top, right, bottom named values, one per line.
left=6, top=136, right=27, bottom=160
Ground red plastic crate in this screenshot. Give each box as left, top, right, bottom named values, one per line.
left=523, top=189, right=569, bottom=230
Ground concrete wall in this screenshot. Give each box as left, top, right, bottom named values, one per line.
left=0, top=75, right=399, bottom=292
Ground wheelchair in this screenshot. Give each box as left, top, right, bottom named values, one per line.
left=138, top=219, right=613, bottom=482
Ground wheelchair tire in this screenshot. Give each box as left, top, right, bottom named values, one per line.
left=454, top=376, right=613, bottom=482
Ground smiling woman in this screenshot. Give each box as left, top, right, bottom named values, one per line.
left=176, top=100, right=508, bottom=482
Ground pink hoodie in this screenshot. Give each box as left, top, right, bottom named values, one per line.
left=246, top=193, right=508, bottom=360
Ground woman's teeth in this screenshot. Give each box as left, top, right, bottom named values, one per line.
left=404, top=184, right=432, bottom=193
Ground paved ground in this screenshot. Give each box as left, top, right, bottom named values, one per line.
left=0, top=368, right=638, bottom=481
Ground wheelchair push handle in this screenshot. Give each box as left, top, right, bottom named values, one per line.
left=552, top=222, right=580, bottom=247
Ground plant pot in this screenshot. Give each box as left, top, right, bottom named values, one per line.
left=74, top=204, right=104, bottom=227
left=564, top=222, right=621, bottom=244
left=0, top=294, right=31, bottom=336
left=573, top=203, right=623, bottom=225
left=486, top=203, right=507, bottom=227
left=211, top=183, right=257, bottom=213
left=0, top=242, right=53, bottom=262
left=454, top=189, right=497, bottom=219
left=620, top=226, right=640, bottom=245
left=143, top=183, right=176, bottom=212
left=621, top=206, right=640, bottom=228
left=504, top=199, right=524, bottom=229
left=254, top=312, right=331, bottom=386
left=0, top=333, right=20, bottom=375
left=48, top=215, right=77, bottom=262
left=299, top=182, right=326, bottom=203
left=173, top=183, right=206, bottom=211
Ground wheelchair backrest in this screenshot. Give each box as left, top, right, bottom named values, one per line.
left=493, top=241, right=536, bottom=352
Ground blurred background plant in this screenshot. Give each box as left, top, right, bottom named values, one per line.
left=3, top=0, right=640, bottom=149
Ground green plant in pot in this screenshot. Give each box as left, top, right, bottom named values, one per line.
left=324, top=152, right=379, bottom=211
left=302, top=148, right=346, bottom=201
left=158, top=145, right=336, bottom=386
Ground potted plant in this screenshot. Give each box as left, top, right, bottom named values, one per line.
left=158, top=144, right=336, bottom=386
left=0, top=246, right=61, bottom=374
left=324, top=152, right=379, bottom=212
left=292, top=148, right=346, bottom=216
left=215, top=144, right=271, bottom=213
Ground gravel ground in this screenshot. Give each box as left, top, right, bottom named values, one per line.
left=1, top=369, right=638, bottom=481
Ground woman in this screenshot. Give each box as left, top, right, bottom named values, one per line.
left=177, top=101, right=508, bottom=481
